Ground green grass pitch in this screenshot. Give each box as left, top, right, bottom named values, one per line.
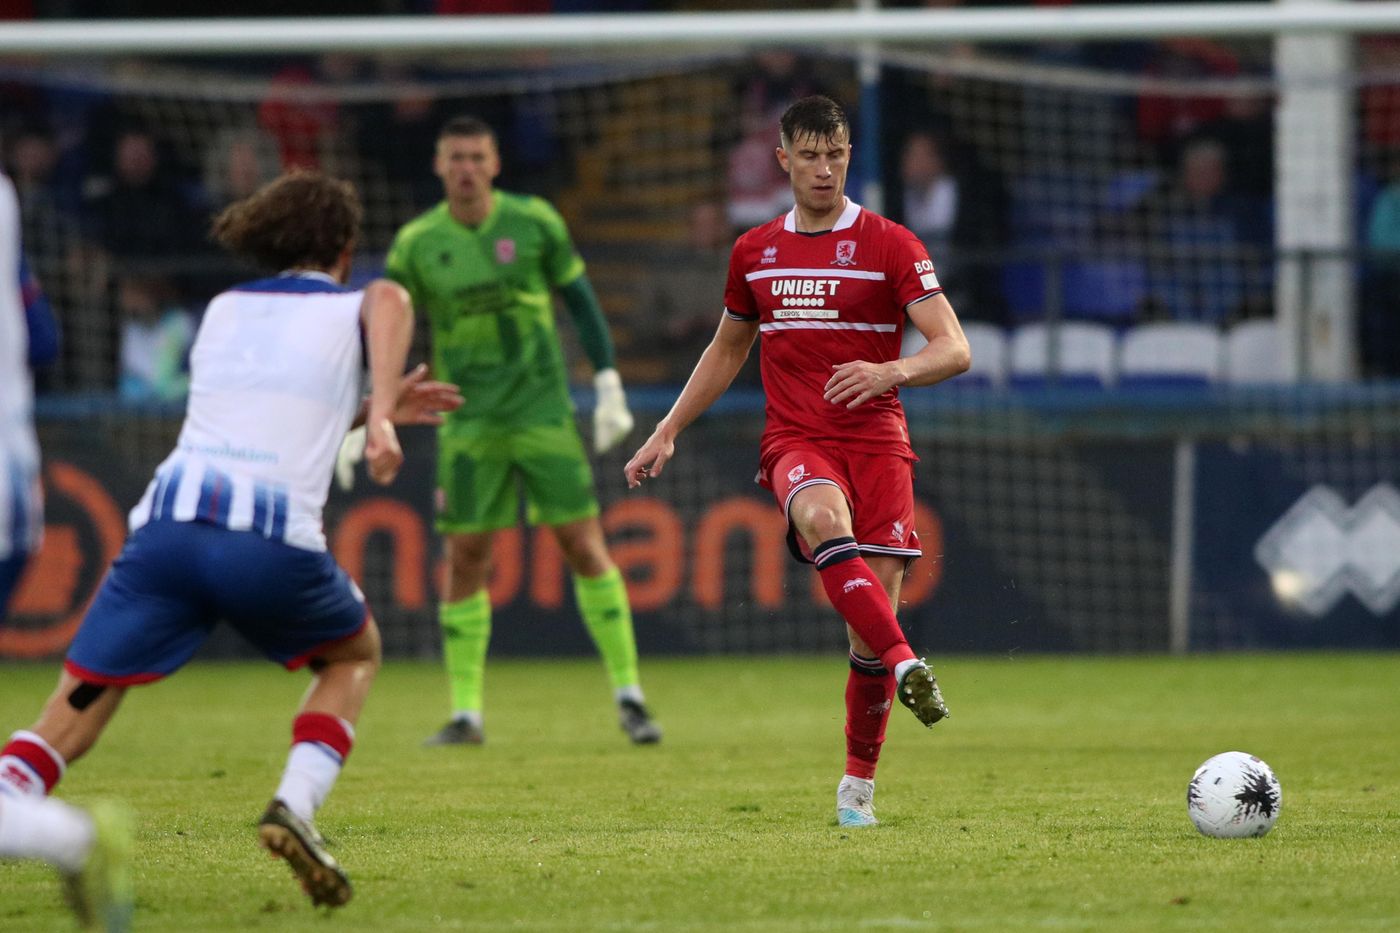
left=1, top=653, right=1398, bottom=931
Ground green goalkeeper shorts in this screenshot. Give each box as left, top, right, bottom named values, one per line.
left=435, top=418, right=600, bottom=534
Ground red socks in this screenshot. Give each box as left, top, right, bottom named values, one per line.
left=844, top=654, right=895, bottom=780
left=291, top=712, right=354, bottom=763
left=814, top=537, right=916, bottom=672
left=0, top=731, right=66, bottom=797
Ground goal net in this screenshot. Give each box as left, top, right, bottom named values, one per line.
left=4, top=9, right=1399, bottom=660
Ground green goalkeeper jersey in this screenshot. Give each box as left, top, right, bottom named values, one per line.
left=385, top=191, right=587, bottom=430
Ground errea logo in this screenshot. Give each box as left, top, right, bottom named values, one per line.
left=761, top=246, right=778, bottom=265
left=842, top=577, right=874, bottom=593
left=1, top=763, right=36, bottom=795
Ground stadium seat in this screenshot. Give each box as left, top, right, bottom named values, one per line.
left=958, top=321, right=1009, bottom=388
left=1008, top=321, right=1117, bottom=389
left=902, top=320, right=1007, bottom=388
left=1224, top=318, right=1290, bottom=384
left=960, top=321, right=1008, bottom=388
left=1118, top=322, right=1223, bottom=387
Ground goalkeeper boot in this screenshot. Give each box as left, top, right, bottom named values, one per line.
left=618, top=699, right=662, bottom=745
left=836, top=775, right=878, bottom=828
left=897, top=660, right=950, bottom=728
left=258, top=799, right=352, bottom=908
left=422, top=717, right=485, bottom=747
left=62, top=801, right=134, bottom=933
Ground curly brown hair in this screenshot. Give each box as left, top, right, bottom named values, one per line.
left=210, top=170, right=362, bottom=272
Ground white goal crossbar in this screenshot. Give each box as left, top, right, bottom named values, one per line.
left=4, top=2, right=1400, bottom=56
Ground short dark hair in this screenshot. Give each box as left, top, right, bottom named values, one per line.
left=211, top=170, right=362, bottom=272
left=438, top=115, right=497, bottom=144
left=779, top=95, right=850, bottom=149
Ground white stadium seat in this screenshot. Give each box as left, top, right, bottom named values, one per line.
left=902, top=319, right=1008, bottom=388
left=1118, top=322, right=1223, bottom=387
left=958, top=321, right=1008, bottom=387
left=1224, top=318, right=1291, bottom=384
left=1009, top=321, right=1117, bottom=388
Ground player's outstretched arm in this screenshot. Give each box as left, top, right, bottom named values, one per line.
left=340, top=354, right=462, bottom=494
left=391, top=363, right=464, bottom=426
left=348, top=364, right=464, bottom=430
left=624, top=314, right=757, bottom=488
left=360, top=279, right=414, bottom=485
left=823, top=293, right=970, bottom=409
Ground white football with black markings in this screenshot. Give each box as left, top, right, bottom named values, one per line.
left=1187, top=751, right=1282, bottom=838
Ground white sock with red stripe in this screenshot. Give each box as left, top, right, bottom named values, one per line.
left=0, top=730, right=66, bottom=798
left=275, top=712, right=355, bottom=822
left=0, top=794, right=94, bottom=872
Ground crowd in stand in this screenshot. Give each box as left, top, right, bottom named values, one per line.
left=3, top=3, right=1400, bottom=385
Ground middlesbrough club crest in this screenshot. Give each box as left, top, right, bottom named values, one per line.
left=495, top=238, right=516, bottom=263
left=832, top=240, right=857, bottom=266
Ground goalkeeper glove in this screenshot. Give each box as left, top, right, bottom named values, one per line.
left=335, top=425, right=367, bottom=491
left=592, top=368, right=634, bottom=454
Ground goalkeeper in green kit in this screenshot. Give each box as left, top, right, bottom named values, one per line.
left=381, top=115, right=660, bottom=746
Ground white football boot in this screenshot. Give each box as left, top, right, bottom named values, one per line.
left=836, top=775, right=878, bottom=828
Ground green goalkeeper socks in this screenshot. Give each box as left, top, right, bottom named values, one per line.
left=439, top=591, right=491, bottom=714
left=574, top=567, right=641, bottom=692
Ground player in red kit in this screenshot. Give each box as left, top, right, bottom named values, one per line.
left=625, top=96, right=971, bottom=828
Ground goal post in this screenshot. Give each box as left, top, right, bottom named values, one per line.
left=5, top=3, right=1400, bottom=53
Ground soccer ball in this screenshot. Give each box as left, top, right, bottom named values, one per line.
left=1187, top=751, right=1282, bottom=838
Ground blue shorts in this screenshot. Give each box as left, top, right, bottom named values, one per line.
left=65, top=519, right=368, bottom=685
left=0, top=551, right=32, bottom=623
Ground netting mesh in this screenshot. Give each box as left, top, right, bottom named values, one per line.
left=3, top=37, right=1394, bottom=385
left=5, top=32, right=1400, bottom=658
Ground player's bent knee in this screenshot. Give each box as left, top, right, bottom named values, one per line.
left=314, top=619, right=383, bottom=669
left=789, top=487, right=852, bottom=542
left=794, top=508, right=851, bottom=546
left=447, top=532, right=493, bottom=566
left=446, top=537, right=493, bottom=598
left=560, top=539, right=612, bottom=577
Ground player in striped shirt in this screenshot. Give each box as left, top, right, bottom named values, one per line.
left=0, top=171, right=461, bottom=920
left=626, top=96, right=972, bottom=828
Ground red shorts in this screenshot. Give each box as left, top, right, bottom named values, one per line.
left=758, top=443, right=921, bottom=564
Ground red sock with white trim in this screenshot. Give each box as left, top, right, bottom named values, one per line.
left=275, top=712, right=354, bottom=821
left=814, top=537, right=917, bottom=672
left=0, top=731, right=66, bottom=798
left=845, top=653, right=896, bottom=781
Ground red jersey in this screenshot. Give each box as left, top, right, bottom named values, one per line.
left=723, top=199, right=942, bottom=462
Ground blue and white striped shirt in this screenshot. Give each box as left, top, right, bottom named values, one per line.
left=129, top=273, right=365, bottom=552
